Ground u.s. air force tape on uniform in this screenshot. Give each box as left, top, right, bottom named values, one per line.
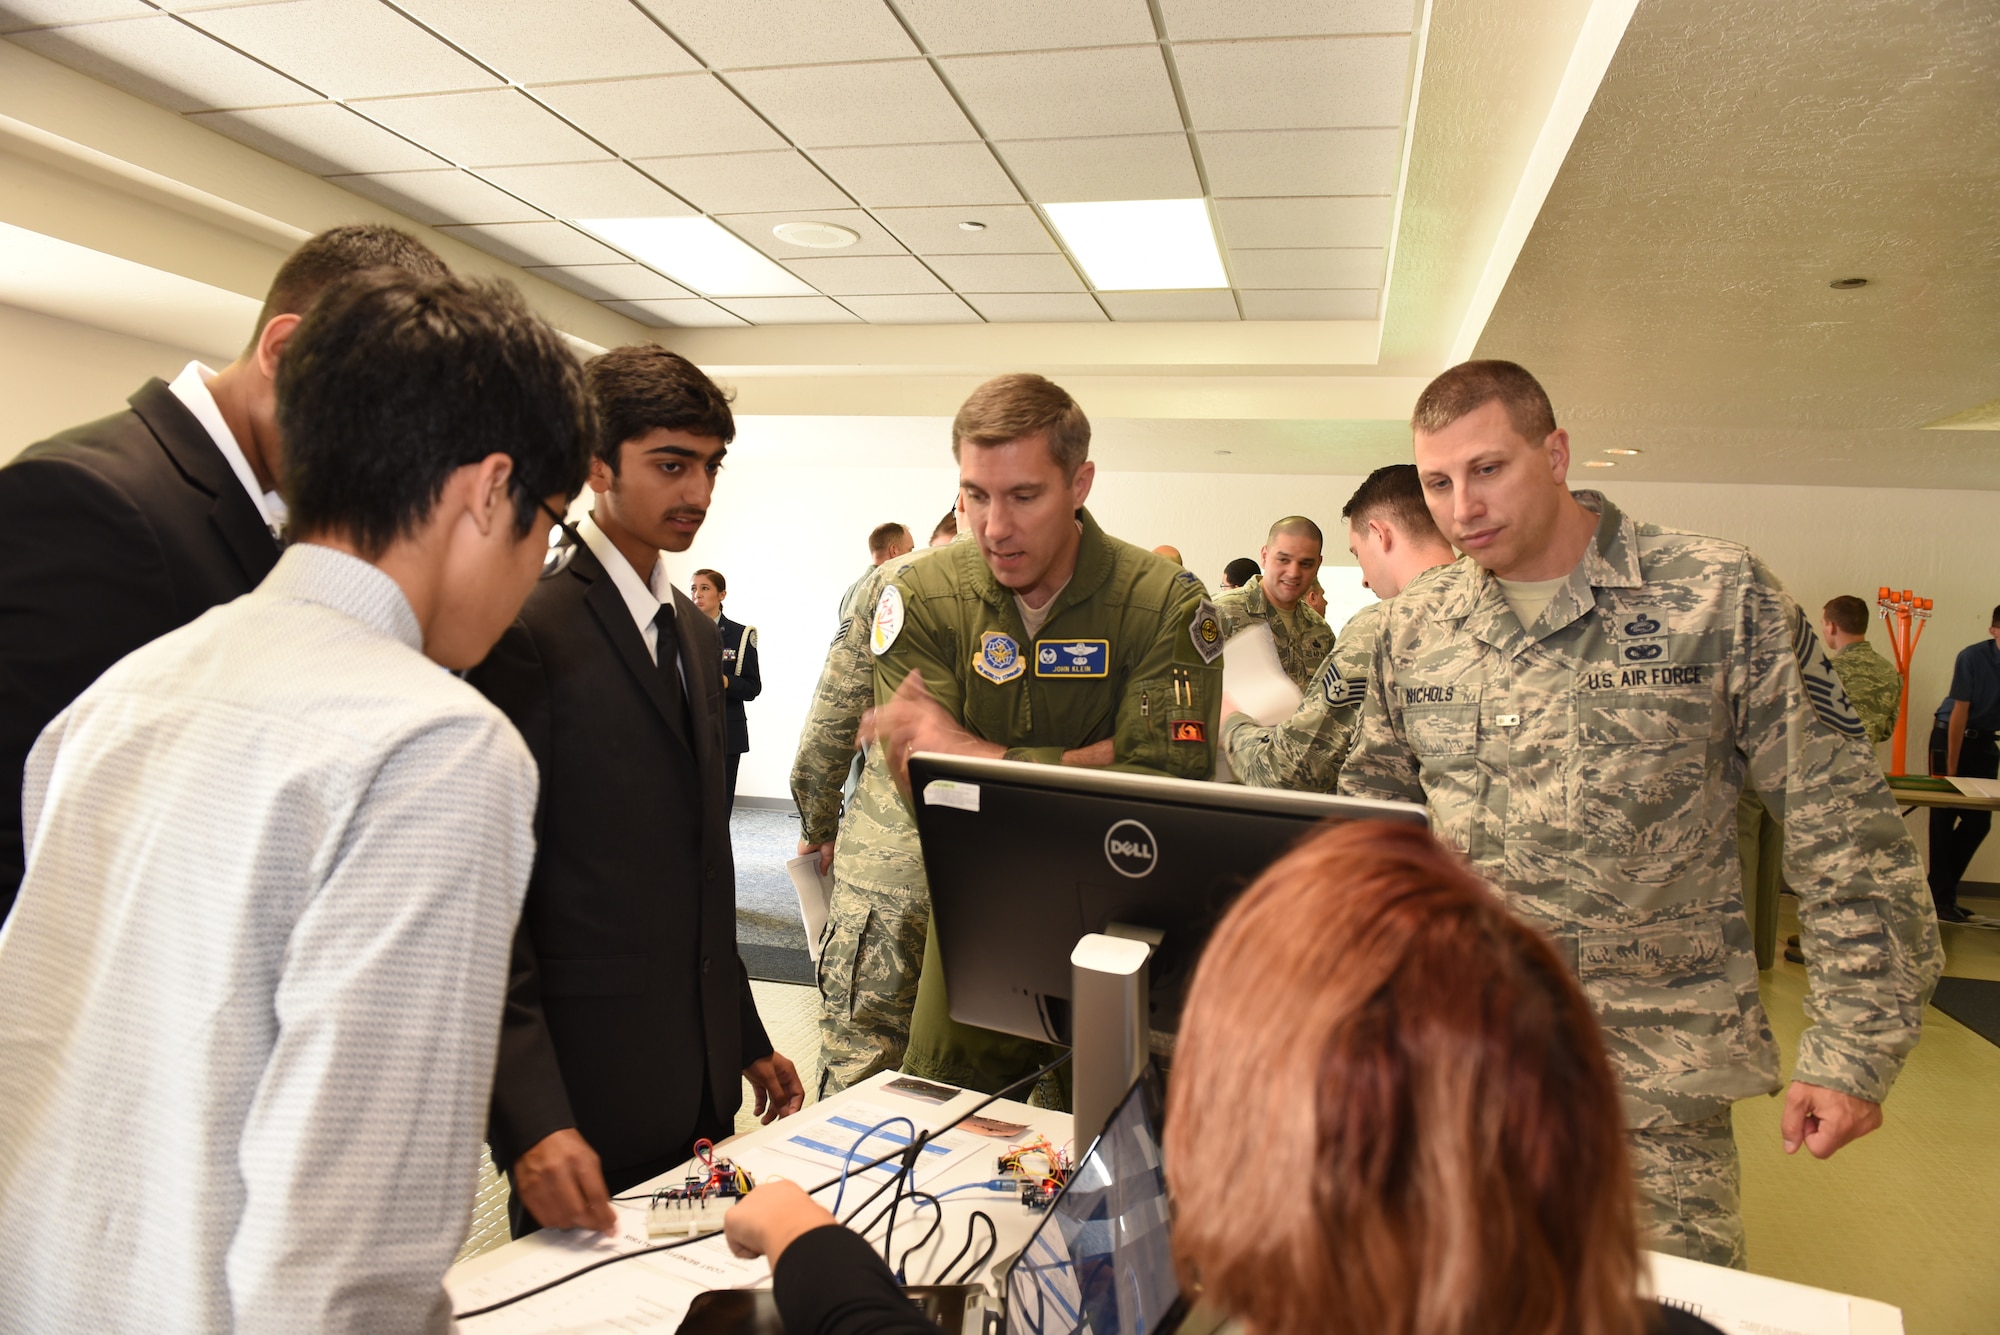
left=1792, top=607, right=1868, bottom=740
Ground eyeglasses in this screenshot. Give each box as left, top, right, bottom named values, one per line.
left=540, top=499, right=583, bottom=580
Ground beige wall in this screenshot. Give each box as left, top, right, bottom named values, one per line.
left=0, top=301, right=208, bottom=459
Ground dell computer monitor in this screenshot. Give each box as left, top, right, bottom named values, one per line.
left=907, top=753, right=1429, bottom=1046
left=1006, top=1064, right=1181, bottom=1335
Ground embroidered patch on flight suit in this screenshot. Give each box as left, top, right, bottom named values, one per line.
left=870, top=585, right=904, bottom=656
left=1035, top=639, right=1108, bottom=677
left=1171, top=719, right=1207, bottom=743
left=973, top=631, right=1025, bottom=684
left=1611, top=605, right=1671, bottom=666
left=1188, top=599, right=1225, bottom=664
left=1792, top=609, right=1867, bottom=740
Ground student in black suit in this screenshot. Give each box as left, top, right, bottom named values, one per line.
left=0, top=225, right=446, bottom=921
left=689, top=568, right=761, bottom=808
left=470, top=347, right=803, bottom=1236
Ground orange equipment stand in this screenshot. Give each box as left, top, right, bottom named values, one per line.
left=1878, top=587, right=1931, bottom=776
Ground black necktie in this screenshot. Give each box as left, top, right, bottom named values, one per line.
left=654, top=603, right=688, bottom=725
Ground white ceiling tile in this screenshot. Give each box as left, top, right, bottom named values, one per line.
left=188, top=102, right=445, bottom=174
left=435, top=220, right=628, bottom=267
left=532, top=74, right=783, bottom=159
left=964, top=293, right=1105, bottom=322
left=713, top=295, right=863, bottom=324
left=635, top=150, right=852, bottom=214
left=726, top=60, right=974, bottom=148
left=636, top=0, right=915, bottom=68
left=716, top=209, right=908, bottom=259
left=329, top=168, right=545, bottom=224
left=1158, top=0, right=1415, bottom=40
left=478, top=161, right=693, bottom=219
left=1229, top=246, right=1385, bottom=288
left=526, top=264, right=695, bottom=301
left=838, top=293, right=982, bottom=323
left=810, top=143, right=1020, bottom=208
left=1175, top=36, right=1409, bottom=131
left=0, top=2, right=154, bottom=33
left=1099, top=290, right=1240, bottom=321
left=1213, top=195, right=1391, bottom=249
left=183, top=0, right=499, bottom=99
left=393, top=0, right=699, bottom=84
left=354, top=89, right=610, bottom=167
left=602, top=298, right=747, bottom=327
left=875, top=204, right=1056, bottom=255
left=9, top=15, right=317, bottom=111
left=1237, top=288, right=1378, bottom=319
left=941, top=45, right=1180, bottom=141
left=996, top=134, right=1198, bottom=202
left=896, top=0, right=1156, bottom=55
left=924, top=253, right=1084, bottom=293
left=780, top=255, right=948, bottom=296
left=1198, top=127, right=1401, bottom=196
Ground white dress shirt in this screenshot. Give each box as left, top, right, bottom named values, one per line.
left=167, top=360, right=289, bottom=537
left=579, top=509, right=684, bottom=670
left=0, top=544, right=538, bottom=1334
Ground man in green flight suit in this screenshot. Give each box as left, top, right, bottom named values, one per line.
left=1213, top=515, right=1333, bottom=692
left=817, top=373, right=1223, bottom=1098
left=1339, top=360, right=1941, bottom=1269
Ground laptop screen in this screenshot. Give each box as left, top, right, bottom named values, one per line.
left=1005, top=1068, right=1183, bottom=1335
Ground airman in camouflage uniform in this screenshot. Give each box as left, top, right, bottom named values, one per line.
left=1341, top=488, right=1942, bottom=1267
left=1830, top=637, right=1902, bottom=744
left=1214, top=574, right=1333, bottom=693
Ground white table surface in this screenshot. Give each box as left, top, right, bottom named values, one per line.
left=446, top=1072, right=1903, bottom=1335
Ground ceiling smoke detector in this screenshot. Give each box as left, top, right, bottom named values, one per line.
left=1829, top=276, right=1869, bottom=289
left=772, top=221, right=859, bottom=249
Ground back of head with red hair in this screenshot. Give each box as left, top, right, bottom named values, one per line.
left=1165, top=821, right=1645, bottom=1335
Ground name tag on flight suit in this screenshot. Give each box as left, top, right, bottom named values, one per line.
left=1035, top=639, right=1109, bottom=677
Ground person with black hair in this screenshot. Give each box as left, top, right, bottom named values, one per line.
left=0, top=223, right=448, bottom=922
left=470, top=345, right=802, bottom=1239
left=0, top=270, right=590, bottom=1330
left=1220, top=555, right=1260, bottom=590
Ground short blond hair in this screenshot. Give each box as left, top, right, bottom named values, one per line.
left=951, top=374, right=1090, bottom=477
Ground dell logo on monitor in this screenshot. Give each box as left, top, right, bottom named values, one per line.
left=1104, top=819, right=1158, bottom=878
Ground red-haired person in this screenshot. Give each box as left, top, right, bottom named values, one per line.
left=724, top=821, right=1720, bottom=1335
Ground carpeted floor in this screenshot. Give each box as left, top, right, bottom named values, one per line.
left=731, top=805, right=815, bottom=984
left=1930, top=975, right=2000, bottom=1048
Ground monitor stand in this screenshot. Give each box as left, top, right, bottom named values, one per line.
left=1069, top=926, right=1160, bottom=1152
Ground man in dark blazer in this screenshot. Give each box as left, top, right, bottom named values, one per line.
left=0, top=225, right=446, bottom=921
left=690, top=568, right=761, bottom=807
left=470, top=346, right=802, bottom=1236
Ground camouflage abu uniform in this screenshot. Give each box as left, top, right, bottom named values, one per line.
left=1213, top=574, right=1333, bottom=693
left=790, top=546, right=949, bottom=1096
left=1338, top=491, right=1942, bottom=1268
left=1222, top=563, right=1450, bottom=792
left=1831, top=638, right=1902, bottom=745
left=819, top=509, right=1223, bottom=1096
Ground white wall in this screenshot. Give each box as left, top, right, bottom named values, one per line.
left=0, top=301, right=210, bottom=462
left=694, top=417, right=2000, bottom=880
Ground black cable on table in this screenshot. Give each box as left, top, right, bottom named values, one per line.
left=949, top=1210, right=998, bottom=1285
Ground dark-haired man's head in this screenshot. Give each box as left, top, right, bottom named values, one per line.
left=869, top=522, right=913, bottom=565
left=1409, top=360, right=1588, bottom=580
left=278, top=270, right=591, bottom=669
left=1343, top=464, right=1454, bottom=599
left=216, top=225, right=449, bottom=501
left=1822, top=596, right=1872, bottom=649
left=585, top=345, right=735, bottom=558
left=1221, top=557, right=1260, bottom=590
left=1259, top=516, right=1323, bottom=613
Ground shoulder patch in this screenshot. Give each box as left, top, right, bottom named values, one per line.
left=1320, top=663, right=1366, bottom=709
left=1793, top=607, right=1866, bottom=740
left=1173, top=568, right=1200, bottom=588
left=832, top=617, right=852, bottom=647
left=1188, top=599, right=1225, bottom=665
left=870, top=585, right=905, bottom=657
left=745, top=626, right=758, bottom=649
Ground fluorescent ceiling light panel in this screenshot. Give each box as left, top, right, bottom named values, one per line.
left=1042, top=198, right=1227, bottom=291
left=575, top=216, right=813, bottom=297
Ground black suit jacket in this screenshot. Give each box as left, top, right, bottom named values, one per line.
left=470, top=541, right=771, bottom=1174
left=717, top=613, right=761, bottom=756
left=0, top=379, right=280, bottom=919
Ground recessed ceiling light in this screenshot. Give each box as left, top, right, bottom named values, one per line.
left=1042, top=199, right=1227, bottom=291
left=1583, top=460, right=1615, bottom=468
left=957, top=220, right=987, bottom=232
left=1602, top=448, right=1639, bottom=455
left=771, top=221, right=859, bottom=250
left=575, top=216, right=813, bottom=298
left=1829, top=276, right=1869, bottom=289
